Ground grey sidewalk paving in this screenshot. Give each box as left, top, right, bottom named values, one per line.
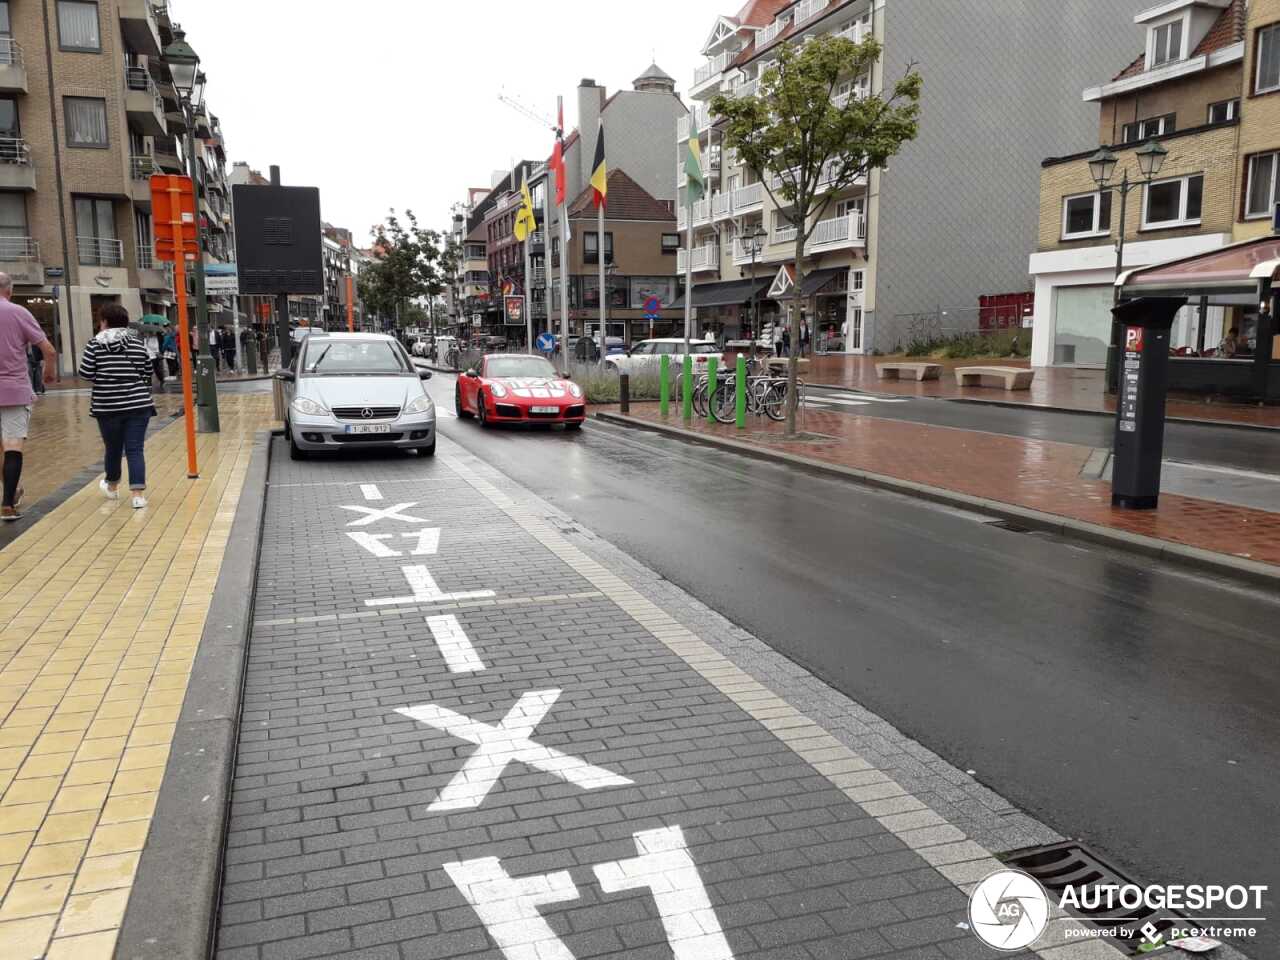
left=213, top=438, right=1131, bottom=960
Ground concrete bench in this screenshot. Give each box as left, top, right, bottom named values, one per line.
left=876, top=362, right=942, bottom=382
left=954, top=365, right=1035, bottom=391
left=765, top=358, right=811, bottom=376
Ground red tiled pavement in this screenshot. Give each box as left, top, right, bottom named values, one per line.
left=620, top=404, right=1280, bottom=568
left=757, top=355, right=1280, bottom=430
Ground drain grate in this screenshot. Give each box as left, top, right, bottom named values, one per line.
left=986, top=519, right=1032, bottom=534
left=1004, top=841, right=1182, bottom=953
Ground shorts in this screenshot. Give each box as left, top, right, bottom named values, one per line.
left=0, top=404, right=31, bottom=441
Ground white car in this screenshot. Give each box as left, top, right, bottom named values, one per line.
left=606, top=338, right=723, bottom=376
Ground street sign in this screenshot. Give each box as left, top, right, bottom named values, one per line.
left=536, top=331, right=556, bottom=354
left=151, top=175, right=199, bottom=262
left=231, top=184, right=323, bottom=294
left=643, top=295, right=661, bottom=320
left=204, top=262, right=239, bottom=296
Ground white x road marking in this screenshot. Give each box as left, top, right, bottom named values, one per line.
left=346, top=529, right=442, bottom=559
left=397, top=689, right=632, bottom=811
left=427, top=614, right=486, bottom=673
left=340, top=502, right=430, bottom=526
left=365, top=565, right=495, bottom=608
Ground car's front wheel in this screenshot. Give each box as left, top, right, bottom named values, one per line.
left=476, top=392, right=489, bottom=428
left=455, top=386, right=472, bottom=419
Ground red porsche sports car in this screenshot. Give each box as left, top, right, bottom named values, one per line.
left=455, top=354, right=587, bottom=428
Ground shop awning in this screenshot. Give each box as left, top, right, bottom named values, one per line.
left=1120, top=236, right=1280, bottom=295
left=671, top=278, right=771, bottom=309
left=798, top=267, right=846, bottom=297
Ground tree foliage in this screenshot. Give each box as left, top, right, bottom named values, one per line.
left=710, top=34, right=922, bottom=433
left=358, top=210, right=456, bottom=327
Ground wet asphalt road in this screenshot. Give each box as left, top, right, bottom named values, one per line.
left=424, top=371, right=1280, bottom=955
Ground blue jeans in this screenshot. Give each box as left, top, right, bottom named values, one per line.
left=98, top=412, right=151, bottom=490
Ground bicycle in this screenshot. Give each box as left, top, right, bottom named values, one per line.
left=445, top=347, right=460, bottom=371
left=709, top=374, right=792, bottom=423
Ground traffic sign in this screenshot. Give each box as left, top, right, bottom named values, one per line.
left=536, top=331, right=556, bottom=354
left=643, top=295, right=661, bottom=320
left=151, top=175, right=199, bottom=262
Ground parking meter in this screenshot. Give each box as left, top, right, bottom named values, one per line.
left=1110, top=297, right=1186, bottom=510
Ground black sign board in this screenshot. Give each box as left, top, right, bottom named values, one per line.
left=231, top=184, right=322, bottom=295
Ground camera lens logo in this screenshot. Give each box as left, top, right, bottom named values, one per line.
left=968, top=870, right=1050, bottom=951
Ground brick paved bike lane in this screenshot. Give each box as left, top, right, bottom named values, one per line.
left=214, top=438, right=1108, bottom=960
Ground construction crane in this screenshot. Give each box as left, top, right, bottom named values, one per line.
left=497, top=91, right=559, bottom=136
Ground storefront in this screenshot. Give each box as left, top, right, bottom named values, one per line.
left=1118, top=236, right=1279, bottom=401
left=669, top=278, right=771, bottom=344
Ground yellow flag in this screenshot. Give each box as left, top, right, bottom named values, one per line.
left=513, top=174, right=538, bottom=242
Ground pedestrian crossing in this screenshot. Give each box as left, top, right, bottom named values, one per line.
left=806, top=390, right=912, bottom=411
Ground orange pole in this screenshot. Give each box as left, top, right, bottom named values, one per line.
left=165, top=181, right=198, bottom=478
left=346, top=274, right=355, bottom=332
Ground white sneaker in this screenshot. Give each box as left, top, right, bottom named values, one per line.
left=99, top=479, right=119, bottom=500
left=131, top=495, right=147, bottom=509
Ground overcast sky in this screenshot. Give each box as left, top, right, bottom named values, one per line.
left=174, top=0, right=726, bottom=245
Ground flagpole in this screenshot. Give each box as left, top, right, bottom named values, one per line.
left=597, top=197, right=606, bottom=365
left=558, top=102, right=570, bottom=375
left=522, top=168, right=533, bottom=354
left=542, top=165, right=553, bottom=350
left=683, top=187, right=692, bottom=362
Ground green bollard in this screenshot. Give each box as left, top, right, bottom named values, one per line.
left=735, top=354, right=747, bottom=429
left=659, top=354, right=670, bottom=417
left=682, top=355, right=694, bottom=421
left=705, top=357, right=718, bottom=424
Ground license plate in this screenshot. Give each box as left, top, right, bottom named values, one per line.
left=531, top=406, right=560, bottom=414
left=346, top=424, right=392, bottom=435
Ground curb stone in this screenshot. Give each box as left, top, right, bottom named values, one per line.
left=114, top=429, right=273, bottom=960
left=594, top=412, right=1280, bottom=589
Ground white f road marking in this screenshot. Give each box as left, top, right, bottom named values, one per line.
left=340, top=502, right=429, bottom=526
left=442, top=858, right=579, bottom=960
left=443, top=825, right=735, bottom=960
left=404, top=528, right=441, bottom=556
left=594, top=826, right=735, bottom=960
left=346, top=532, right=399, bottom=558
left=427, top=614, right=486, bottom=673
left=346, top=529, right=441, bottom=559
left=365, top=565, right=495, bottom=608
left=396, top=689, right=632, bottom=811
left=360, top=484, right=383, bottom=501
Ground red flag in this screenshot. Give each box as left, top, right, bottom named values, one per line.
left=551, top=101, right=567, bottom=207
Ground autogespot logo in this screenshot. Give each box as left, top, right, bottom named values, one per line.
left=969, top=869, right=1051, bottom=951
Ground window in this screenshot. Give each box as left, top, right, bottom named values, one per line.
left=0, top=3, right=10, bottom=38
left=1142, top=174, right=1203, bottom=228
left=1257, top=23, right=1279, bottom=94
left=1061, top=191, right=1112, bottom=239
left=1245, top=152, right=1278, bottom=219
left=551, top=235, right=560, bottom=268
left=584, top=231, right=613, bottom=264
left=64, top=97, right=107, bottom=147
left=629, top=276, right=676, bottom=308
left=1122, top=114, right=1175, bottom=143
left=0, top=191, right=26, bottom=238
left=661, top=233, right=680, bottom=254
left=74, top=196, right=119, bottom=265
left=1208, top=99, right=1239, bottom=124
left=57, top=1, right=100, bottom=51
left=852, top=270, right=865, bottom=292
left=1150, top=18, right=1183, bottom=68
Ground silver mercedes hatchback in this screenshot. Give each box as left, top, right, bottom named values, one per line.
left=278, top=333, right=436, bottom=460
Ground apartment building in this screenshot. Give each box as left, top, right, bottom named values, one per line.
left=0, top=0, right=232, bottom=372
left=680, top=0, right=1152, bottom=353
left=1028, top=0, right=1263, bottom=369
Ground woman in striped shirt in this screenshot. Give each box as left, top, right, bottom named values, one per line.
left=78, top=304, right=157, bottom=509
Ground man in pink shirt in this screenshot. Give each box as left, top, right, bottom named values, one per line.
left=0, top=272, right=58, bottom=520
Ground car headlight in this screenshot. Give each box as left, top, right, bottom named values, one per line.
left=290, top=396, right=328, bottom=416
left=567, top=382, right=583, bottom=398
left=489, top=382, right=508, bottom=398
left=404, top=394, right=434, bottom=416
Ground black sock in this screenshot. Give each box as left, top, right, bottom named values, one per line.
left=3, top=450, right=22, bottom=507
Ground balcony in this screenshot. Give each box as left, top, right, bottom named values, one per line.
left=119, top=0, right=162, bottom=56
left=154, top=139, right=183, bottom=173
left=0, top=39, right=27, bottom=94
left=193, top=107, right=212, bottom=138
left=732, top=181, right=764, bottom=214
left=677, top=243, right=719, bottom=274
left=0, top=139, right=35, bottom=191
left=757, top=16, right=789, bottom=48
left=794, top=0, right=830, bottom=27
left=691, top=50, right=732, bottom=98
left=710, top=192, right=732, bottom=220
left=676, top=104, right=711, bottom=142
left=809, top=212, right=867, bottom=250
left=730, top=76, right=759, bottom=100
left=834, top=18, right=872, bottom=44
left=129, top=154, right=156, bottom=205
left=770, top=159, right=865, bottom=197
left=136, top=246, right=173, bottom=291
left=773, top=222, right=798, bottom=246
left=0, top=237, right=44, bottom=286
left=732, top=236, right=772, bottom=266
left=125, top=68, right=167, bottom=137
left=677, top=199, right=712, bottom=230
left=78, top=236, right=124, bottom=268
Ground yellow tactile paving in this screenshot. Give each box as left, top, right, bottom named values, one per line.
left=0, top=393, right=273, bottom=959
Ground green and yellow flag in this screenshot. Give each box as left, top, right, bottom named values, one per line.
left=513, top=173, right=538, bottom=242
left=685, top=137, right=705, bottom=202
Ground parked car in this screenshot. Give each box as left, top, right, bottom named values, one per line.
left=278, top=333, right=436, bottom=460
left=606, top=338, right=722, bottom=376
left=455, top=353, right=586, bottom=429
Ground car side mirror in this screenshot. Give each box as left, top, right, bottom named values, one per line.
left=418, top=370, right=432, bottom=380
left=465, top=369, right=479, bottom=378
left=276, top=370, right=295, bottom=382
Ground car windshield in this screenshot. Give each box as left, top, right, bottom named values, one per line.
left=302, top=340, right=410, bottom=376
left=486, top=357, right=558, bottom=378
left=689, top=343, right=719, bottom=354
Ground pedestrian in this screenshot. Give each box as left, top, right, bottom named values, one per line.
left=782, top=325, right=791, bottom=356
left=162, top=326, right=179, bottom=377
left=0, top=272, right=58, bottom=521
left=773, top=322, right=784, bottom=358
left=208, top=325, right=220, bottom=370
left=27, top=342, right=45, bottom=395
left=144, top=328, right=164, bottom=390
left=800, top=318, right=810, bottom=356
left=78, top=303, right=155, bottom=510
left=222, top=327, right=236, bottom=371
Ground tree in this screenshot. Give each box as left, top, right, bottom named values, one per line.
left=358, top=210, right=454, bottom=330
left=711, top=34, right=921, bottom=435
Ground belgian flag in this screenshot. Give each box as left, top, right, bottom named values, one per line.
left=590, top=119, right=607, bottom=208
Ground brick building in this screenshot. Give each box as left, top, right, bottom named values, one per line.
left=0, top=0, right=233, bottom=373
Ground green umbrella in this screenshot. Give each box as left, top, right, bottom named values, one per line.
left=139, top=314, right=169, bottom=327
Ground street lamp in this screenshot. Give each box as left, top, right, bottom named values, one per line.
left=745, top=226, right=767, bottom=361
left=1088, top=139, right=1168, bottom=392
left=163, top=29, right=219, bottom=432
